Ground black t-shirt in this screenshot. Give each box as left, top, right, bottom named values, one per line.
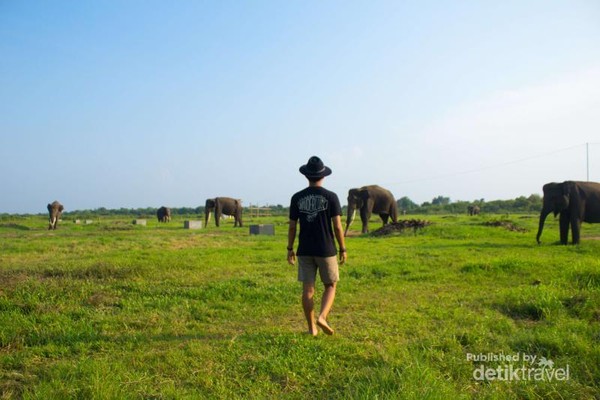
left=289, top=186, right=342, bottom=257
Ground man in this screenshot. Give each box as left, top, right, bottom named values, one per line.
left=287, top=156, right=347, bottom=336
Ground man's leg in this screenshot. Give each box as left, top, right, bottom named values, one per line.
left=317, top=282, right=336, bottom=335
left=302, top=282, right=318, bottom=336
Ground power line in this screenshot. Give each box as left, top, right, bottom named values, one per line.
left=385, top=142, right=596, bottom=186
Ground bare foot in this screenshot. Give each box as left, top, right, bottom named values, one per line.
left=317, top=318, right=334, bottom=335
left=304, top=326, right=318, bottom=336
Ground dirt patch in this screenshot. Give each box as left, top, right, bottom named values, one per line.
left=370, top=220, right=432, bottom=236
left=344, top=231, right=362, bottom=238
left=87, top=291, right=122, bottom=308
left=0, top=271, right=30, bottom=291
left=482, top=220, right=527, bottom=232
left=0, top=223, right=30, bottom=230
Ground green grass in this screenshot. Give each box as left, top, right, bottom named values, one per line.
left=1, top=214, right=599, bottom=399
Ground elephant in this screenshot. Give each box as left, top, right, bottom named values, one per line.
left=467, top=205, right=480, bottom=216
left=157, top=206, right=171, bottom=222
left=345, top=185, right=398, bottom=236
left=536, top=181, right=600, bottom=245
left=47, top=201, right=64, bottom=230
left=205, top=197, right=243, bottom=227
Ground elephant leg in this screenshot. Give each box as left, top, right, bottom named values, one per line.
left=360, top=209, right=370, bottom=234
left=381, top=214, right=389, bottom=226
left=559, top=213, right=569, bottom=245
left=571, top=217, right=581, bottom=245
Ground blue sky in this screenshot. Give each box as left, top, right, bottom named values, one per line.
left=1, top=1, right=599, bottom=213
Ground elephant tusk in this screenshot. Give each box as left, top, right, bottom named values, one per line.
left=344, top=209, right=356, bottom=236
left=346, top=209, right=356, bottom=226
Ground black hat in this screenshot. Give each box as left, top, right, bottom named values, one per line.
left=299, top=156, right=332, bottom=178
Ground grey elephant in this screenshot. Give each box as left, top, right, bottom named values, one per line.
left=47, top=201, right=64, bottom=230
left=537, top=181, right=600, bottom=245
left=157, top=206, right=171, bottom=222
left=205, top=197, right=243, bottom=227
left=467, top=205, right=480, bottom=216
left=345, top=185, right=398, bottom=236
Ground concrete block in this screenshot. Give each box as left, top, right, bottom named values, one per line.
left=184, top=220, right=202, bottom=229
left=133, top=219, right=147, bottom=226
left=74, top=219, right=81, bottom=224
left=249, top=224, right=275, bottom=235
left=85, top=220, right=93, bottom=224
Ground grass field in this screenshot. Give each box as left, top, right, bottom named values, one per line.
left=1, top=213, right=599, bottom=399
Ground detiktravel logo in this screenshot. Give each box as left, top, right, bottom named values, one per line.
left=466, top=352, right=570, bottom=382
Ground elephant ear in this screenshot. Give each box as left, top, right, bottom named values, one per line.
left=347, top=189, right=359, bottom=205
left=578, top=186, right=587, bottom=202
left=59, top=205, right=64, bottom=212
left=360, top=189, right=371, bottom=201
left=552, top=181, right=573, bottom=215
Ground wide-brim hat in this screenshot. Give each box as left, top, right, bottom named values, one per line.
left=299, top=156, right=332, bottom=178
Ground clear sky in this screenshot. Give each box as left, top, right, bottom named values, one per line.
left=1, top=1, right=599, bottom=214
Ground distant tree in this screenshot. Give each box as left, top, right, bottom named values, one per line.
left=397, top=196, right=418, bottom=212
left=431, top=196, right=450, bottom=206
left=527, top=194, right=542, bottom=212
left=514, top=196, right=529, bottom=210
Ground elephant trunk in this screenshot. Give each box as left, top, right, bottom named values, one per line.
left=536, top=207, right=553, bottom=244
left=344, top=207, right=356, bottom=236
left=390, top=201, right=399, bottom=223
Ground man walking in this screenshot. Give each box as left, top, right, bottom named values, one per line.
left=287, top=156, right=347, bottom=336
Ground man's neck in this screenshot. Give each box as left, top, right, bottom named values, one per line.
left=308, top=179, right=324, bottom=188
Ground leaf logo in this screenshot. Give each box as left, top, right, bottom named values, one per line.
left=538, top=357, right=554, bottom=369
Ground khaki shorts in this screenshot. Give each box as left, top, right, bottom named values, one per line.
left=298, top=256, right=339, bottom=285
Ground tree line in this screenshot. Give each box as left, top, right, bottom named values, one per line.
left=10, top=194, right=541, bottom=219
left=397, top=194, right=542, bottom=214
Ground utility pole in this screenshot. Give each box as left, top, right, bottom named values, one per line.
left=587, top=142, right=590, bottom=181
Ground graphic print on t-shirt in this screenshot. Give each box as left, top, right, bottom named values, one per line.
left=297, top=194, right=329, bottom=222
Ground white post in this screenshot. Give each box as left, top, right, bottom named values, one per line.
left=587, top=142, right=590, bottom=181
